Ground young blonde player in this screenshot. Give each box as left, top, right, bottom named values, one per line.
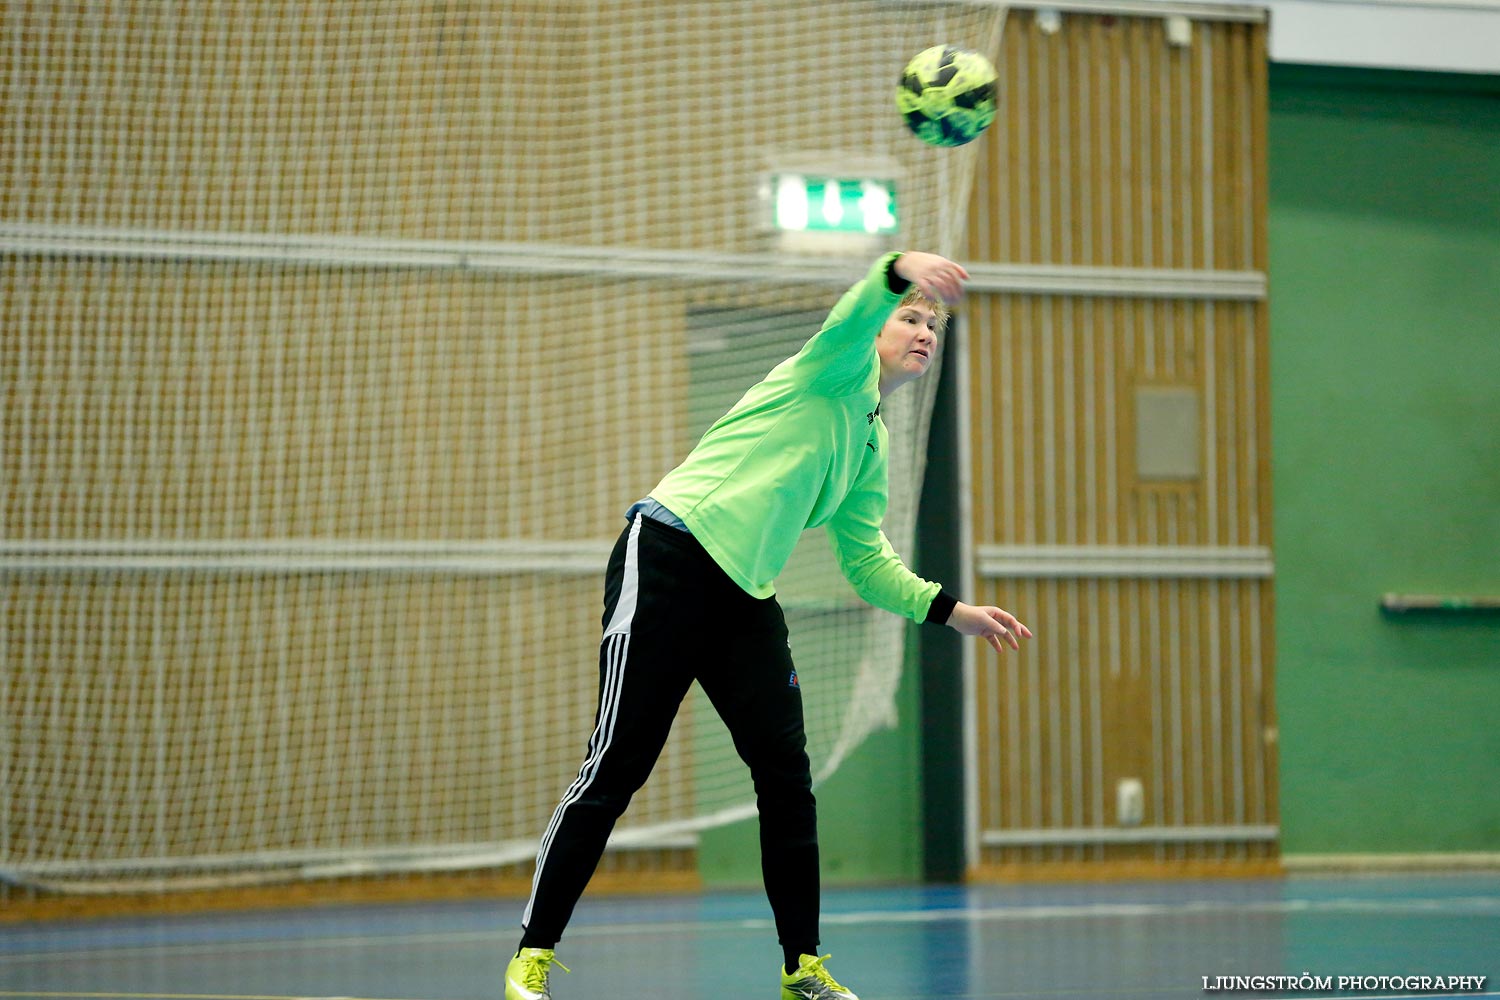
left=506, top=251, right=1032, bottom=1000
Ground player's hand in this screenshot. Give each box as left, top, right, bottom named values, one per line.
left=947, top=601, right=1033, bottom=653
left=893, top=251, right=969, bottom=305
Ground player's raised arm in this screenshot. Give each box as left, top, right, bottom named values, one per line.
left=890, top=251, right=969, bottom=305
left=796, top=254, right=906, bottom=383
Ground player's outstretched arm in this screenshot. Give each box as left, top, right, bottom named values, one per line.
left=892, top=251, right=969, bottom=304
left=947, top=601, right=1034, bottom=654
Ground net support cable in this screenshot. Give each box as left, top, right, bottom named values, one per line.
left=1, top=223, right=1266, bottom=300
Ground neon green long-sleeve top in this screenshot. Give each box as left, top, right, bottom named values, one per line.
left=650, top=252, right=942, bottom=623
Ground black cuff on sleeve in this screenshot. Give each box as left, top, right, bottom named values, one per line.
left=884, top=255, right=912, bottom=295
left=924, top=589, right=959, bottom=626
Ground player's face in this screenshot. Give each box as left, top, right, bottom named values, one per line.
left=876, top=303, right=939, bottom=389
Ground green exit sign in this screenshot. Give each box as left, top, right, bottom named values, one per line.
left=772, top=174, right=898, bottom=236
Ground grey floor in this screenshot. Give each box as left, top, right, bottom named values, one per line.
left=2, top=874, right=1497, bottom=999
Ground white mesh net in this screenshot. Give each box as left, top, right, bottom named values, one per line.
left=0, top=0, right=1003, bottom=893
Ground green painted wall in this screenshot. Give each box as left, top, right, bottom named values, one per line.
left=1269, top=66, right=1500, bottom=855
left=698, top=624, right=923, bottom=886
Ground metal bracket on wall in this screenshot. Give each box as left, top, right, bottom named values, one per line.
left=1380, top=594, right=1500, bottom=616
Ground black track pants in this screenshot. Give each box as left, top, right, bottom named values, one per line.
left=520, top=514, right=818, bottom=954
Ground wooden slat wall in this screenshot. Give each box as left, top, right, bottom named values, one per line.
left=973, top=13, right=1267, bottom=271
left=962, top=12, right=1276, bottom=877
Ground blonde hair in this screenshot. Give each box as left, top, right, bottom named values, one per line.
left=898, top=286, right=951, bottom=335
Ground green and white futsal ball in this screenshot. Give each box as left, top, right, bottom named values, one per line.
left=896, top=44, right=999, bottom=147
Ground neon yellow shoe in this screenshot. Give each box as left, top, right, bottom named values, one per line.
left=504, top=947, right=569, bottom=1000
left=781, top=953, right=859, bottom=1000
